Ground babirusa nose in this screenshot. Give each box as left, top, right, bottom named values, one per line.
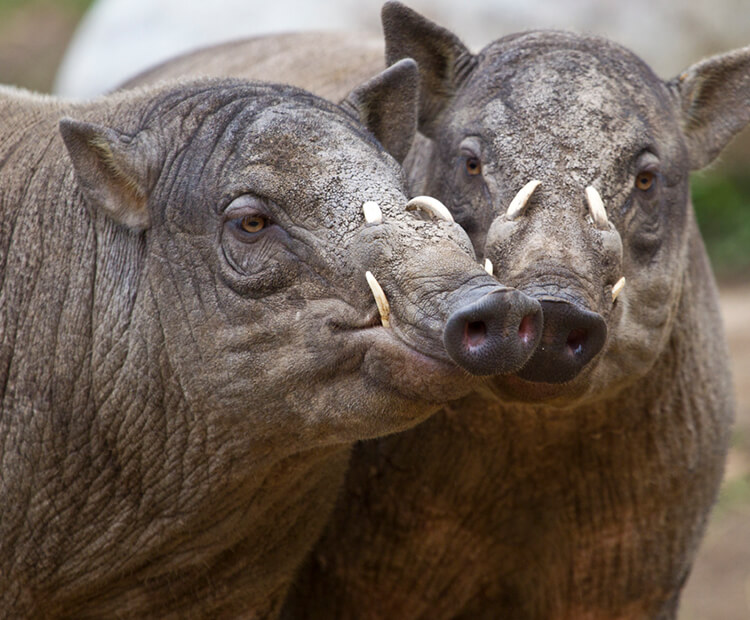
left=518, top=300, right=607, bottom=383
left=443, top=289, right=542, bottom=376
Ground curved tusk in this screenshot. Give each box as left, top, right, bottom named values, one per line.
left=585, top=186, right=609, bottom=229
left=612, top=276, right=626, bottom=302
left=365, top=271, right=391, bottom=328
left=405, top=196, right=454, bottom=223
left=484, top=258, right=494, bottom=276
left=506, top=179, right=541, bottom=220
left=363, top=201, right=383, bottom=225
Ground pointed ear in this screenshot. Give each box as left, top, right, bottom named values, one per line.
left=59, top=118, right=154, bottom=230
left=670, top=46, right=750, bottom=170
left=381, top=1, right=476, bottom=138
left=340, top=57, right=419, bottom=164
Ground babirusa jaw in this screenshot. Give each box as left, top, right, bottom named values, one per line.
left=405, top=196, right=454, bottom=222
left=585, top=186, right=609, bottom=229
left=365, top=271, right=391, bottom=328
left=506, top=179, right=541, bottom=220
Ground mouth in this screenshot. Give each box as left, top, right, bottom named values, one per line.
left=329, top=308, right=457, bottom=371
left=328, top=294, right=470, bottom=404
left=489, top=371, right=587, bottom=403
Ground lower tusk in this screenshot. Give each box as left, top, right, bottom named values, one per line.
left=363, top=201, right=383, bottom=225
left=506, top=179, right=541, bottom=220
left=365, top=271, right=391, bottom=328
left=484, top=258, right=494, bottom=275
left=612, top=276, right=626, bottom=302
left=585, top=186, right=609, bottom=229
left=405, top=196, right=454, bottom=222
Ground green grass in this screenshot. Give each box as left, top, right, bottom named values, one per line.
left=692, top=170, right=750, bottom=282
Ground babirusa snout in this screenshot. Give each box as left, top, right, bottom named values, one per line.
left=443, top=288, right=542, bottom=376
left=517, top=300, right=607, bottom=383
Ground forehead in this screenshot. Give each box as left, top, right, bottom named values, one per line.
left=173, top=95, right=406, bottom=227
left=455, top=33, right=678, bottom=179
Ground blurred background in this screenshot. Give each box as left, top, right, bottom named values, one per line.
left=1, top=0, right=748, bottom=616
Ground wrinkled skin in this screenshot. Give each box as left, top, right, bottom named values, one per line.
left=0, top=73, right=537, bottom=618
left=118, top=9, right=748, bottom=618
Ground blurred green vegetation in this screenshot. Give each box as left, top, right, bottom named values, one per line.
left=692, top=170, right=750, bottom=282
left=0, top=0, right=92, bottom=17
left=715, top=474, right=750, bottom=514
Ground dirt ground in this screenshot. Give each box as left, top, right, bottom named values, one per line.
left=679, top=284, right=750, bottom=620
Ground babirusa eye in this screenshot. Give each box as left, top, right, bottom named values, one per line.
left=465, top=156, right=482, bottom=176
left=635, top=171, right=655, bottom=191
left=240, top=214, right=267, bottom=233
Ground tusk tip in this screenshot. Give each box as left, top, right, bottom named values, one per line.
left=365, top=270, right=391, bottom=327
left=506, top=179, right=541, bottom=220
left=405, top=195, right=454, bottom=223
left=612, top=276, right=626, bottom=302
left=484, top=258, right=494, bottom=275
left=363, top=201, right=383, bottom=225
left=585, top=185, right=609, bottom=229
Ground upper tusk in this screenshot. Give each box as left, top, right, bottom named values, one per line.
left=365, top=271, right=391, bottom=328
left=405, top=196, right=454, bottom=223
left=585, top=186, right=609, bottom=229
left=484, top=258, right=494, bottom=275
left=612, top=276, right=626, bottom=302
left=506, top=179, right=541, bottom=220
left=363, top=201, right=383, bottom=225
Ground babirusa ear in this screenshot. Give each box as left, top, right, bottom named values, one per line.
left=341, top=58, right=419, bottom=164
left=59, top=118, right=153, bottom=230
left=671, top=46, right=750, bottom=170
left=381, top=1, right=476, bottom=138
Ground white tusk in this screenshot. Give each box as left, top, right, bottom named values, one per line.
left=363, top=201, right=383, bottom=225
left=506, top=179, right=541, bottom=220
left=405, top=196, right=454, bottom=223
left=612, top=276, right=626, bottom=302
left=585, top=186, right=609, bottom=229
left=484, top=258, right=494, bottom=275
left=365, top=271, right=391, bottom=328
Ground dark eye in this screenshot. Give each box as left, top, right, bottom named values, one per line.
left=239, top=214, right=267, bottom=234
left=465, top=156, right=482, bottom=176
left=635, top=171, right=655, bottom=191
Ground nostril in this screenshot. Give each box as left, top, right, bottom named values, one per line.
left=465, top=321, right=487, bottom=349
left=518, top=314, right=537, bottom=345
left=518, top=300, right=607, bottom=384
left=566, top=328, right=588, bottom=356
left=444, top=288, right=541, bottom=376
